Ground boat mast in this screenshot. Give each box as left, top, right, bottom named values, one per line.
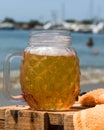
left=89, top=0, right=94, bottom=21
left=62, top=2, right=65, bottom=21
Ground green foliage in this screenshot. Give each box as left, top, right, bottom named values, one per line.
left=81, top=20, right=92, bottom=24
left=2, top=17, right=15, bottom=23
left=28, top=20, right=43, bottom=28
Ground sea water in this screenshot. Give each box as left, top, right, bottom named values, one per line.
left=0, top=30, right=104, bottom=106
left=0, top=30, right=104, bottom=69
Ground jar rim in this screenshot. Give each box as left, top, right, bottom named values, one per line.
left=28, top=29, right=71, bottom=46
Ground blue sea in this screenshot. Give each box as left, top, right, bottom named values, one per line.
left=0, top=30, right=104, bottom=106
left=0, top=30, right=104, bottom=71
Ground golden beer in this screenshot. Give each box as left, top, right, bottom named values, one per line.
left=20, top=49, right=80, bottom=110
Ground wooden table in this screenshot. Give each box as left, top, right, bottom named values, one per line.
left=0, top=103, right=87, bottom=130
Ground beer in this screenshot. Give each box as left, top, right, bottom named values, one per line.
left=20, top=48, right=80, bottom=110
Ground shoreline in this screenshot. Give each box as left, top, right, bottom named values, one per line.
left=1, top=81, right=104, bottom=106
left=80, top=82, right=104, bottom=93
left=0, top=69, right=104, bottom=106
left=1, top=68, right=104, bottom=89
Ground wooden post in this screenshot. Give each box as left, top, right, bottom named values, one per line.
left=4, top=105, right=29, bottom=130
left=18, top=111, right=48, bottom=130
left=0, top=103, right=87, bottom=130
left=0, top=107, right=5, bottom=130
left=64, top=112, right=74, bottom=130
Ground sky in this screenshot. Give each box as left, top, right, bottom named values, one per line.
left=0, top=0, right=104, bottom=22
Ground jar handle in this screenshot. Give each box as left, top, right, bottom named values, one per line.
left=3, top=52, right=24, bottom=102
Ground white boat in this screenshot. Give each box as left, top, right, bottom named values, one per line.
left=91, top=22, right=104, bottom=34
left=43, top=20, right=70, bottom=30
left=0, top=22, right=15, bottom=30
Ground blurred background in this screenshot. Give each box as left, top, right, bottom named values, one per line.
left=0, top=0, right=104, bottom=106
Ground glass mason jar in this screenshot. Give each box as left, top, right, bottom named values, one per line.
left=3, top=30, right=80, bottom=111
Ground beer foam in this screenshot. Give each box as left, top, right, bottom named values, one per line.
left=25, top=47, right=74, bottom=56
